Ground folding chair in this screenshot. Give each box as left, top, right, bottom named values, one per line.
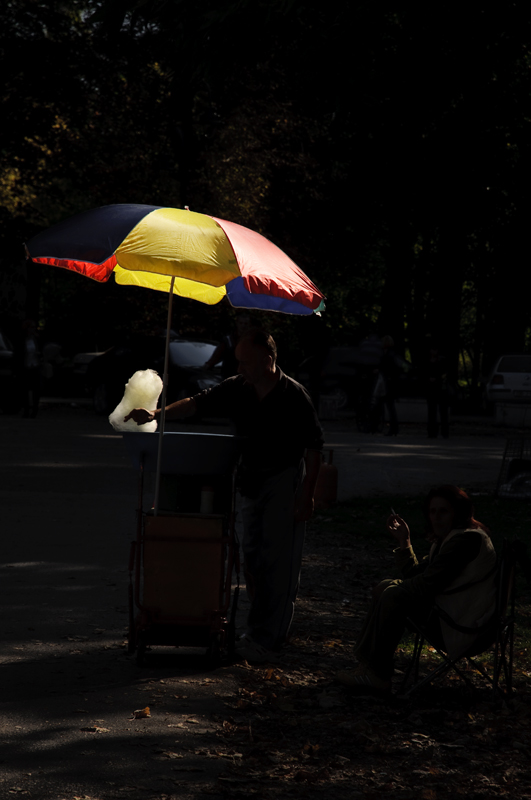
left=400, top=539, right=517, bottom=700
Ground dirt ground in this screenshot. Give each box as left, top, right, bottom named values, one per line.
left=0, top=404, right=529, bottom=799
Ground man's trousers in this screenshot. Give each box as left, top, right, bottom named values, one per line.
left=241, top=465, right=305, bottom=650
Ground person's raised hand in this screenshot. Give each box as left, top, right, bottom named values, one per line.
left=387, top=513, right=411, bottom=549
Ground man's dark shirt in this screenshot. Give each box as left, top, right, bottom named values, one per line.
left=193, top=368, right=324, bottom=473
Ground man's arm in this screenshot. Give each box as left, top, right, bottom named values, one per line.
left=295, top=448, right=322, bottom=523
left=124, top=397, right=197, bottom=425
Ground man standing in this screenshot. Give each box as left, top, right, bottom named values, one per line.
left=125, top=330, right=324, bottom=663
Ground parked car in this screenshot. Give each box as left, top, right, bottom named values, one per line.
left=297, top=346, right=370, bottom=409
left=485, top=354, right=531, bottom=405
left=297, top=344, right=418, bottom=409
left=38, top=342, right=104, bottom=399
left=86, top=335, right=223, bottom=414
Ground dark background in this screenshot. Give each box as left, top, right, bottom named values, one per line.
left=1, top=1, right=530, bottom=398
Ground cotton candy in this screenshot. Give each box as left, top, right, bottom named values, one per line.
left=108, top=369, right=163, bottom=432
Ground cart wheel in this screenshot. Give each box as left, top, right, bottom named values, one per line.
left=206, top=634, right=222, bottom=669
left=227, top=586, right=239, bottom=658
left=136, top=637, right=146, bottom=666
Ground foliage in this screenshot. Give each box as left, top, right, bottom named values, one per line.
left=2, top=1, right=531, bottom=381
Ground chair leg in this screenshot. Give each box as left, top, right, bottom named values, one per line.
left=401, top=656, right=455, bottom=698
left=399, top=632, right=423, bottom=693
left=499, top=619, right=515, bottom=696
left=414, top=634, right=424, bottom=682
left=489, top=617, right=515, bottom=699
left=401, top=622, right=478, bottom=698
left=402, top=613, right=517, bottom=700
left=400, top=623, right=456, bottom=697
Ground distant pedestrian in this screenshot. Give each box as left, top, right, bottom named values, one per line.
left=356, top=333, right=383, bottom=432
left=375, top=335, right=406, bottom=437
left=425, top=344, right=450, bottom=439
left=14, top=319, right=41, bottom=418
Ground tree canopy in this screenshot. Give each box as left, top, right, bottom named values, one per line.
left=1, top=1, right=531, bottom=386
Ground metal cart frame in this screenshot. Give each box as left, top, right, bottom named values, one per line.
left=123, top=431, right=240, bottom=665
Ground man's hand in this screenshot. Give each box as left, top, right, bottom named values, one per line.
left=124, top=397, right=197, bottom=425
left=123, top=407, right=155, bottom=425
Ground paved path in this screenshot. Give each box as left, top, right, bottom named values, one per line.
left=0, top=404, right=515, bottom=797
left=321, top=420, right=507, bottom=500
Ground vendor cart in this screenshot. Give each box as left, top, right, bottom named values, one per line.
left=123, top=430, right=241, bottom=665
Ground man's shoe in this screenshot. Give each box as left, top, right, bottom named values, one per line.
left=235, top=637, right=280, bottom=664
left=335, top=668, right=391, bottom=693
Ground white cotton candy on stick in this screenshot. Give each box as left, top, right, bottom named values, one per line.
left=108, top=369, right=163, bottom=432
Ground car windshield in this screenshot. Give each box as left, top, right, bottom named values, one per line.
left=497, top=356, right=531, bottom=374
left=169, top=341, right=217, bottom=367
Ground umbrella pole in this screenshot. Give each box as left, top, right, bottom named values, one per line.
left=153, top=276, right=175, bottom=516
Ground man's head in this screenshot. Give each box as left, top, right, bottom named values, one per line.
left=235, top=330, right=277, bottom=385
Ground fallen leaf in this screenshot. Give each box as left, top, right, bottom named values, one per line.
left=79, top=726, right=110, bottom=733
left=132, top=706, right=151, bottom=719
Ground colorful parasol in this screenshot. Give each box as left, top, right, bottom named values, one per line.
left=25, top=204, right=325, bottom=315
left=25, top=204, right=325, bottom=514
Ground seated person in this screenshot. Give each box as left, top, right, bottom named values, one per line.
left=337, top=485, right=497, bottom=692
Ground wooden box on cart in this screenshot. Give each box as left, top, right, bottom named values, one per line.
left=142, top=513, right=226, bottom=620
